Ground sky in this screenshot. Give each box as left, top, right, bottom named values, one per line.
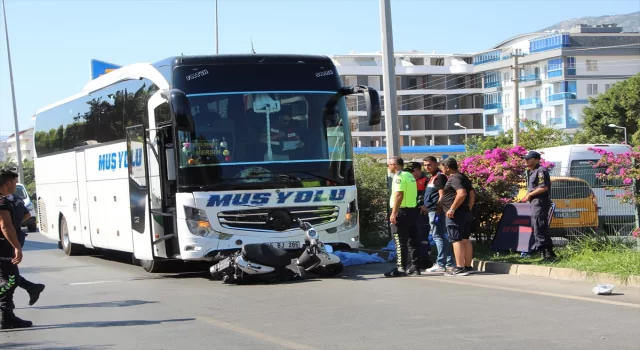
left=1, top=0, right=639, bottom=137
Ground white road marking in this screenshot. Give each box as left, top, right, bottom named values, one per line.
left=69, top=280, right=123, bottom=286
left=413, top=276, right=640, bottom=309
left=198, top=316, right=318, bottom=350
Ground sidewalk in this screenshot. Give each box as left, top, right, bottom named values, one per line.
left=357, top=248, right=640, bottom=288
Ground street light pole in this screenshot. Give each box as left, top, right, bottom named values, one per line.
left=215, top=0, right=219, bottom=54
left=608, top=124, right=628, bottom=144
left=2, top=0, right=24, bottom=184
left=454, top=122, right=468, bottom=144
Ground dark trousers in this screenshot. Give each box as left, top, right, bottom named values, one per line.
left=531, top=199, right=553, bottom=252
left=416, top=213, right=432, bottom=269
left=392, top=208, right=420, bottom=271
left=0, top=260, right=19, bottom=313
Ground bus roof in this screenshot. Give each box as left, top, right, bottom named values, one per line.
left=153, top=54, right=334, bottom=68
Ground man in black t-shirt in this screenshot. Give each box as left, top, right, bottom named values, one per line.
left=0, top=169, right=33, bottom=329
left=439, top=158, right=476, bottom=277
left=7, top=194, right=46, bottom=305
left=421, top=156, right=454, bottom=272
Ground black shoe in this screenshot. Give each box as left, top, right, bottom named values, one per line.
left=445, top=267, right=469, bottom=277
left=407, top=267, right=422, bottom=276
left=464, top=266, right=475, bottom=275
left=384, top=268, right=407, bottom=278
left=28, top=284, right=45, bottom=306
left=0, top=312, right=33, bottom=330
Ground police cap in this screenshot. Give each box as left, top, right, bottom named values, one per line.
left=522, top=151, right=541, bottom=160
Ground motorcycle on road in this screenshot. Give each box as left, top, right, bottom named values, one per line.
left=209, top=210, right=343, bottom=284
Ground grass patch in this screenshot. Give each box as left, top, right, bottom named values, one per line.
left=474, top=235, right=640, bottom=284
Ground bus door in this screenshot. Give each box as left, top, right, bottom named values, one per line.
left=126, top=125, right=154, bottom=260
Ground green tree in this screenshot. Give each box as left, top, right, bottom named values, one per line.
left=576, top=73, right=640, bottom=146
left=465, top=119, right=574, bottom=155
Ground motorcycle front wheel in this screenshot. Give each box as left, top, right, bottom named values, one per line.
left=312, top=262, right=344, bottom=277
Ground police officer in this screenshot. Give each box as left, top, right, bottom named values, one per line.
left=521, top=151, right=556, bottom=259
left=7, top=193, right=46, bottom=305
left=0, top=169, right=33, bottom=329
left=407, top=162, right=432, bottom=270
left=385, top=157, right=420, bottom=277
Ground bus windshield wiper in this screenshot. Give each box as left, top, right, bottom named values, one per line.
left=279, top=171, right=338, bottom=184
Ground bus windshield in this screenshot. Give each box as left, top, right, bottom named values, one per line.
left=172, top=63, right=353, bottom=190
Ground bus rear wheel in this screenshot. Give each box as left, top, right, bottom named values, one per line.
left=60, top=216, right=83, bottom=256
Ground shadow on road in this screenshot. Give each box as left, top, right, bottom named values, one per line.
left=21, top=299, right=158, bottom=310
left=1, top=342, right=112, bottom=350
left=23, top=240, right=59, bottom=252
left=1, top=317, right=196, bottom=333
left=19, top=265, right=91, bottom=274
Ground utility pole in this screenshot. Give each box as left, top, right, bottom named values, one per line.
left=215, top=0, right=219, bottom=54
left=380, top=0, right=400, bottom=237
left=380, top=0, right=400, bottom=159
left=511, top=50, right=524, bottom=146
left=2, top=0, right=24, bottom=183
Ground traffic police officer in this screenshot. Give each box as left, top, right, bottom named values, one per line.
left=521, top=151, right=556, bottom=259
left=385, top=157, right=420, bottom=277
left=0, top=169, right=33, bottom=329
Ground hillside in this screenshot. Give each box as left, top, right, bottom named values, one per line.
left=539, top=11, right=639, bottom=32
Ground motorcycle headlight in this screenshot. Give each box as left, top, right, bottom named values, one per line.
left=184, top=206, right=219, bottom=238
left=339, top=200, right=358, bottom=231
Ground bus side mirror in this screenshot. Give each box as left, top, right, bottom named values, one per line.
left=161, top=89, right=194, bottom=132
left=363, top=88, right=381, bottom=126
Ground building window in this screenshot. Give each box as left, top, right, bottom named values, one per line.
left=587, top=84, right=598, bottom=95
left=605, top=84, right=611, bottom=92
left=586, top=60, right=598, bottom=72
left=504, top=94, right=510, bottom=108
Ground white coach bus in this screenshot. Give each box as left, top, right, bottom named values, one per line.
left=33, top=54, right=381, bottom=273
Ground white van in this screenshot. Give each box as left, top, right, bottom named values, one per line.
left=13, top=182, right=38, bottom=232
left=536, top=144, right=635, bottom=235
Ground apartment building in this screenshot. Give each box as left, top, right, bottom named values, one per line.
left=5, top=127, right=35, bottom=162
left=475, top=24, right=640, bottom=136
left=0, top=139, right=8, bottom=162
left=331, top=51, right=484, bottom=147
left=332, top=24, right=639, bottom=145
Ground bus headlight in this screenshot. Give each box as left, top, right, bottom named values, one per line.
left=184, top=206, right=218, bottom=238
left=339, top=200, right=358, bottom=231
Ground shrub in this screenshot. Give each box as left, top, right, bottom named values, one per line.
left=460, top=146, right=554, bottom=242
left=353, top=154, right=389, bottom=248
left=590, top=145, right=640, bottom=205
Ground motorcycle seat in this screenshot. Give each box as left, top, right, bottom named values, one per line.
left=242, top=244, right=292, bottom=268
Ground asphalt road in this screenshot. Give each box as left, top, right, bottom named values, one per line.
left=1, top=232, right=639, bottom=350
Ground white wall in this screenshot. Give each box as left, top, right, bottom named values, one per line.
left=574, top=55, right=640, bottom=76
left=577, top=79, right=628, bottom=99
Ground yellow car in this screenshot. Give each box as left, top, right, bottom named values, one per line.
left=515, top=176, right=599, bottom=235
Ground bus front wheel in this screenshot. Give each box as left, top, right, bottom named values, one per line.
left=140, top=259, right=167, bottom=273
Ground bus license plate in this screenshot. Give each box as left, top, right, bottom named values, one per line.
left=268, top=241, right=301, bottom=249
left=555, top=212, right=580, bottom=219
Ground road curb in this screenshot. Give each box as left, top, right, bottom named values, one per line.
left=471, top=260, right=640, bottom=288
left=355, top=249, right=640, bottom=288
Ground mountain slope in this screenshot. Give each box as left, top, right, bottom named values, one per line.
left=539, top=11, right=639, bottom=33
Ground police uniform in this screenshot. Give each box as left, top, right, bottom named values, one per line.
left=0, top=193, right=32, bottom=329
left=388, top=170, right=420, bottom=275
left=525, top=153, right=556, bottom=258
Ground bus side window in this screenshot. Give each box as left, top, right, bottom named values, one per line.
left=155, top=103, right=171, bottom=125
